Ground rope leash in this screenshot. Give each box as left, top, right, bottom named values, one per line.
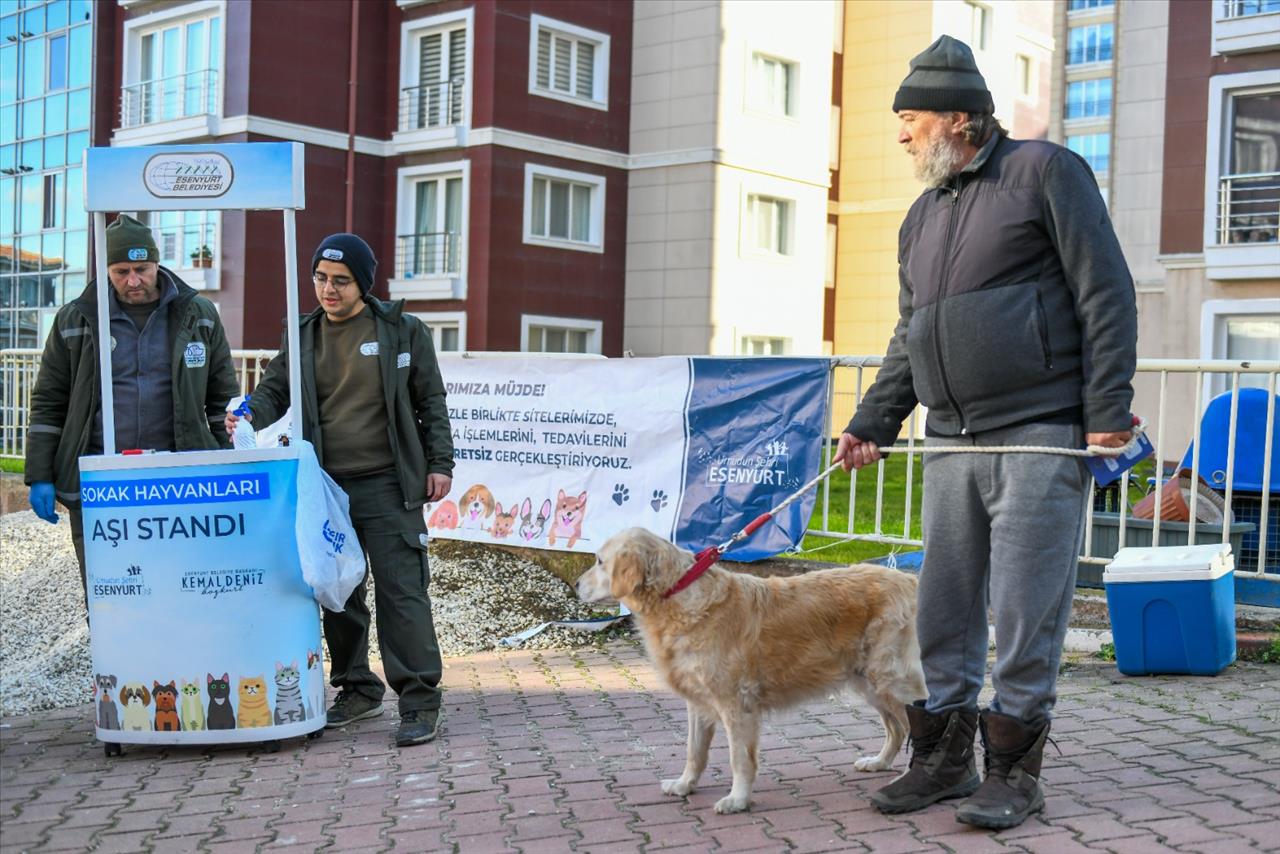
left=660, top=418, right=1148, bottom=599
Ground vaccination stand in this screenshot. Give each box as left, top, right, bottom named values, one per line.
left=80, top=143, right=323, bottom=755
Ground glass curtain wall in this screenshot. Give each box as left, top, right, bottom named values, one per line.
left=0, top=0, right=93, bottom=350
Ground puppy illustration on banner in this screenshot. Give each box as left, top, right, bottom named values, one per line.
left=457, top=484, right=495, bottom=531
left=547, top=490, right=587, bottom=548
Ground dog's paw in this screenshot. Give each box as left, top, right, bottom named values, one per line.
left=612, top=484, right=630, bottom=506
left=853, top=755, right=892, bottom=772
left=650, top=489, right=669, bottom=512
left=714, top=793, right=749, bottom=814
left=661, top=778, right=694, bottom=797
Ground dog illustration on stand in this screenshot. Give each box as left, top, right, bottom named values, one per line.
left=458, top=485, right=495, bottom=531
left=95, top=674, right=120, bottom=730
left=153, top=681, right=181, bottom=732
left=119, top=683, right=153, bottom=731
left=547, top=490, right=587, bottom=548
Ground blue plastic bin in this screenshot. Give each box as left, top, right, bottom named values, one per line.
left=1103, top=543, right=1236, bottom=676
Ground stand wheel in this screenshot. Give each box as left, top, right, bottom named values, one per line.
left=306, top=729, right=324, bottom=741
left=263, top=740, right=282, bottom=753
left=103, top=742, right=123, bottom=758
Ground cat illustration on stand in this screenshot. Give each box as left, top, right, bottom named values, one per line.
left=237, top=675, right=272, bottom=729
left=273, top=661, right=306, bottom=725
left=206, top=673, right=236, bottom=730
left=180, top=679, right=205, bottom=731
left=305, top=649, right=326, bottom=720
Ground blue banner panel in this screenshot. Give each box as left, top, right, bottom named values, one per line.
left=81, top=459, right=323, bottom=745
left=676, top=358, right=829, bottom=560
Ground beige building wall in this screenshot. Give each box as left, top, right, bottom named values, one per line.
left=625, top=0, right=834, bottom=358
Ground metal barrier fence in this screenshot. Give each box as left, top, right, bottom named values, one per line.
left=0, top=349, right=276, bottom=458
left=3, top=348, right=1277, bottom=594
left=816, top=357, right=1278, bottom=595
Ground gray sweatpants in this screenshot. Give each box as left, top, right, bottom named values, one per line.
left=918, top=421, right=1089, bottom=724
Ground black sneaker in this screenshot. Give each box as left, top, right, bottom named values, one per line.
left=325, top=691, right=383, bottom=729
left=395, top=708, right=442, bottom=746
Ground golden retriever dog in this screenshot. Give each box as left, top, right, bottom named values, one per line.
left=577, top=527, right=925, bottom=814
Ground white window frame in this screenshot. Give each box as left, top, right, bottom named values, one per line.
left=740, top=336, right=790, bottom=356
left=1016, top=54, right=1037, bottom=103
left=520, top=314, right=603, bottom=354
left=117, top=0, right=226, bottom=141
left=1066, top=132, right=1111, bottom=175
left=522, top=163, right=606, bottom=253
left=966, top=2, right=992, bottom=52
left=411, top=311, right=467, bottom=353
left=1065, top=77, right=1112, bottom=121
left=747, top=51, right=798, bottom=119
left=742, top=192, right=796, bottom=260
left=391, top=160, right=470, bottom=300
left=528, top=14, right=610, bottom=111
left=1203, top=70, right=1280, bottom=280
left=395, top=7, right=474, bottom=151
left=1199, top=298, right=1280, bottom=399
left=1067, top=22, right=1114, bottom=66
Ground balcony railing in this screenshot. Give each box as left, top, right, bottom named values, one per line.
left=120, top=69, right=219, bottom=129
left=1216, top=171, right=1280, bottom=245
left=398, top=79, right=464, bottom=133
left=395, top=232, right=461, bottom=279
left=1223, top=0, right=1280, bottom=18
left=152, top=220, right=217, bottom=270
left=1067, top=46, right=1113, bottom=65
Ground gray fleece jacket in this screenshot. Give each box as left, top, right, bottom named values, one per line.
left=847, top=132, right=1137, bottom=445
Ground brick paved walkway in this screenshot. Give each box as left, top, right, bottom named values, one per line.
left=2, top=637, right=1279, bottom=853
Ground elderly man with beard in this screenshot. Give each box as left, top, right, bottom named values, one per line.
left=835, top=36, right=1136, bottom=829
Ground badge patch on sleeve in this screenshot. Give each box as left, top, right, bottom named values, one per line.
left=184, top=341, right=206, bottom=368
left=397, top=352, right=411, bottom=369
left=360, top=341, right=379, bottom=356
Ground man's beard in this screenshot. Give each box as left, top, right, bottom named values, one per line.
left=911, top=132, right=967, bottom=189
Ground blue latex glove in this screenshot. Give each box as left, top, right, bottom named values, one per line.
left=30, top=482, right=58, bottom=524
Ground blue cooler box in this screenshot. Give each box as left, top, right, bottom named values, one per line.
left=1103, top=543, right=1236, bottom=676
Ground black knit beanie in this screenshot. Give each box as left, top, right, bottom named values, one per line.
left=893, top=35, right=994, bottom=114
left=312, top=233, right=377, bottom=295
left=106, top=214, right=159, bottom=265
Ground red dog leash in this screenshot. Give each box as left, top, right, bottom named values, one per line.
left=662, top=461, right=844, bottom=598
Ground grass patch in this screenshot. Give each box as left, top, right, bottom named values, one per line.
left=0, top=457, right=22, bottom=474
left=1095, top=642, right=1117, bottom=662
left=795, top=447, right=925, bottom=565
left=1240, top=635, right=1280, bottom=664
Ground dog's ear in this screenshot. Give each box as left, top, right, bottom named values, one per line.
left=522, top=498, right=531, bottom=517
left=609, top=543, right=647, bottom=600
left=153, top=680, right=161, bottom=691
left=577, top=491, right=587, bottom=508
left=109, top=675, right=117, bottom=690
left=495, top=502, right=503, bottom=516
left=141, top=686, right=151, bottom=706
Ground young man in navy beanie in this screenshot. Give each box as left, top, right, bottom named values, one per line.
left=836, top=35, right=1137, bottom=828
left=230, top=232, right=454, bottom=746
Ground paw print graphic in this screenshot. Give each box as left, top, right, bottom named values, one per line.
left=650, top=490, right=669, bottom=512
left=612, top=484, right=630, bottom=506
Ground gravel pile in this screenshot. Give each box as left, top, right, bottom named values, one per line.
left=0, top=510, right=629, bottom=718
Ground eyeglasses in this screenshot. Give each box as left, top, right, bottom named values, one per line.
left=313, top=272, right=356, bottom=289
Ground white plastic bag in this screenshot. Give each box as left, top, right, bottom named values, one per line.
left=295, top=439, right=365, bottom=611
left=253, top=407, right=293, bottom=448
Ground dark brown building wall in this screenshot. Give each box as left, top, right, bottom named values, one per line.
left=482, top=146, right=626, bottom=355
left=246, top=0, right=390, bottom=137
left=488, top=1, right=632, bottom=152
left=237, top=143, right=387, bottom=350
left=1160, top=2, right=1280, bottom=254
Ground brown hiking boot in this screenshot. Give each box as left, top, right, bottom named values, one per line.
left=870, top=703, right=981, bottom=814
left=955, top=709, right=1050, bottom=829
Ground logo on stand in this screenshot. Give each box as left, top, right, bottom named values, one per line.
left=143, top=153, right=234, bottom=198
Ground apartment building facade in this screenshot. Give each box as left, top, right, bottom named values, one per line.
left=101, top=0, right=632, bottom=354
